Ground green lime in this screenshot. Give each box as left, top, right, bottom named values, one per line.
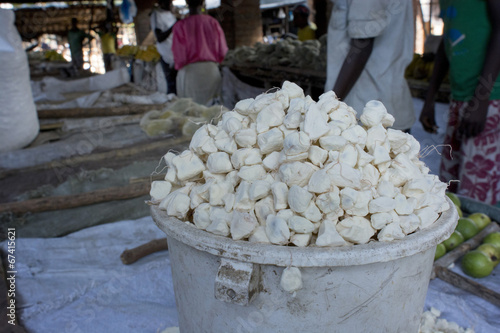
left=477, top=244, right=500, bottom=266
left=442, top=230, right=464, bottom=251
left=455, top=218, right=479, bottom=240
left=468, top=212, right=491, bottom=231
left=446, top=192, right=461, bottom=208
left=462, top=250, right=495, bottom=278
left=434, top=243, right=446, bottom=260
left=483, top=231, right=500, bottom=248
left=456, top=205, right=463, bottom=218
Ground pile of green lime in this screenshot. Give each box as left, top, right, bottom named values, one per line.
left=434, top=192, right=492, bottom=260
left=462, top=231, right=500, bottom=278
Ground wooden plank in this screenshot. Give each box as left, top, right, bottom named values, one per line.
left=37, top=103, right=165, bottom=119
left=434, top=266, right=500, bottom=307
left=0, top=137, right=190, bottom=204
left=60, top=114, right=143, bottom=132
left=129, top=174, right=166, bottom=184
left=0, top=136, right=190, bottom=180
left=0, top=182, right=150, bottom=215
left=39, top=122, right=64, bottom=131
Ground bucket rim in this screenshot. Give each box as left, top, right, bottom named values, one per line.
left=151, top=197, right=458, bottom=267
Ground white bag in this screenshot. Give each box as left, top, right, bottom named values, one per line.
left=41, top=67, right=130, bottom=94
left=0, top=9, right=39, bottom=152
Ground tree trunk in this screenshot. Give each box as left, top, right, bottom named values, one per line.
left=134, top=0, right=156, bottom=45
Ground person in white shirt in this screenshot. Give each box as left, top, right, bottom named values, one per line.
left=324, top=0, right=415, bottom=132
left=150, top=0, right=177, bottom=94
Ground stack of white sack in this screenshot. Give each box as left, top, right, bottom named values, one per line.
left=39, top=68, right=130, bottom=94
left=150, top=81, right=450, bottom=247
left=0, top=9, right=39, bottom=153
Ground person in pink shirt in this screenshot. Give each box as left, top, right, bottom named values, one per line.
left=171, top=0, right=228, bottom=105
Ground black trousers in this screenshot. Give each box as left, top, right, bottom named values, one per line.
left=103, top=53, right=113, bottom=72
left=160, top=58, right=177, bottom=95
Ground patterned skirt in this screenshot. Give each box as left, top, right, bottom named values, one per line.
left=440, top=100, right=500, bottom=205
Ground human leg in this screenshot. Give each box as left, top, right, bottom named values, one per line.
left=456, top=100, right=500, bottom=205
left=166, top=66, right=177, bottom=95
left=72, top=53, right=84, bottom=70
left=103, top=53, right=113, bottom=72
left=160, top=58, right=177, bottom=94
left=442, top=100, right=500, bottom=204
left=176, top=65, right=186, bottom=99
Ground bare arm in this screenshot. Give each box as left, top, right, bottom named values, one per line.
left=419, top=40, right=449, bottom=133
left=333, top=38, right=374, bottom=100
left=459, top=0, right=500, bottom=138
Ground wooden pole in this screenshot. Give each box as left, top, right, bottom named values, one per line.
left=120, top=238, right=168, bottom=265
left=37, top=104, right=165, bottom=119
left=0, top=182, right=150, bottom=215
left=434, top=266, right=500, bottom=307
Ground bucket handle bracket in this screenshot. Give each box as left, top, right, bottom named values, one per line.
left=215, top=258, right=260, bottom=306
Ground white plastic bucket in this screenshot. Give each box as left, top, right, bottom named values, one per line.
left=152, top=198, right=457, bottom=333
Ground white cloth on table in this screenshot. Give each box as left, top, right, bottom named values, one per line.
left=0, top=217, right=177, bottom=333
left=325, top=0, right=415, bottom=130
